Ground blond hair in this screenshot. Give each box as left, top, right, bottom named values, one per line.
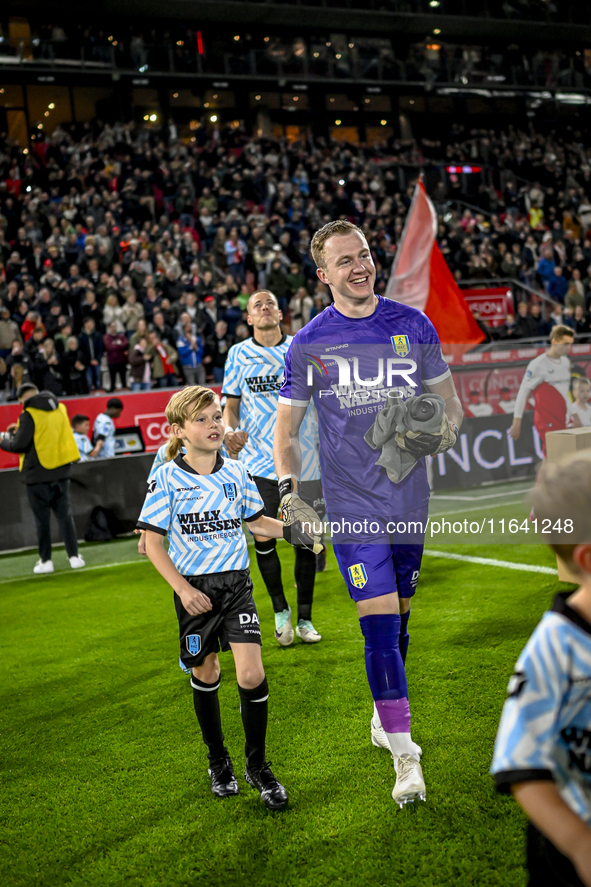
left=164, top=386, right=218, bottom=461
left=550, top=324, right=575, bottom=342
left=310, top=220, right=364, bottom=269
left=530, top=450, right=591, bottom=571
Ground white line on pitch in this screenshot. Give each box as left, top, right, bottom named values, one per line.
left=424, top=549, right=556, bottom=575
left=432, top=488, right=532, bottom=502
left=0, top=559, right=145, bottom=586
left=431, top=500, right=527, bottom=517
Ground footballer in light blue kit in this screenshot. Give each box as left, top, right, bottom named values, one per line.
left=222, top=289, right=324, bottom=647
left=71, top=415, right=99, bottom=461
left=274, top=221, right=463, bottom=807
left=92, top=398, right=123, bottom=459
left=137, top=386, right=307, bottom=810
left=491, top=451, right=591, bottom=887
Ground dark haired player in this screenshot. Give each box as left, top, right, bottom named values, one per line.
left=92, top=397, right=124, bottom=459
left=274, top=220, right=463, bottom=806
left=222, top=289, right=324, bottom=646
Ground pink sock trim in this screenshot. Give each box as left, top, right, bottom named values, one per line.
left=376, top=698, right=411, bottom=733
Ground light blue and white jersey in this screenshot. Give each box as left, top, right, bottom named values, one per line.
left=222, top=334, right=320, bottom=481
left=491, top=593, right=591, bottom=825
left=93, top=412, right=116, bottom=459
left=148, top=443, right=171, bottom=481
left=138, top=454, right=265, bottom=576
left=73, top=431, right=93, bottom=461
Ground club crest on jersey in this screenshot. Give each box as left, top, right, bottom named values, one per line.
left=186, top=634, right=201, bottom=655
left=391, top=335, right=410, bottom=357
left=348, top=563, right=368, bottom=589
left=223, top=482, right=237, bottom=501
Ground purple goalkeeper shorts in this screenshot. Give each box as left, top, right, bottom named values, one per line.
left=329, top=506, right=427, bottom=602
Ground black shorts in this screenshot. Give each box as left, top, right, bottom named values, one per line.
left=175, top=569, right=261, bottom=669
left=526, top=822, right=584, bottom=887
left=253, top=476, right=325, bottom=521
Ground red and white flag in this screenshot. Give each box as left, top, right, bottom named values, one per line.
left=385, top=179, right=484, bottom=351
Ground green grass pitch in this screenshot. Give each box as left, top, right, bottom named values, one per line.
left=0, top=531, right=573, bottom=887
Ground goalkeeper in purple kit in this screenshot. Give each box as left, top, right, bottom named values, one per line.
left=274, top=220, right=463, bottom=806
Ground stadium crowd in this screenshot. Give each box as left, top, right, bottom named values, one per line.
left=2, top=119, right=591, bottom=398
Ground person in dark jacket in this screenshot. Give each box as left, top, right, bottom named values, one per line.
left=78, top=317, right=104, bottom=391
left=61, top=336, right=89, bottom=396
left=0, top=383, right=85, bottom=573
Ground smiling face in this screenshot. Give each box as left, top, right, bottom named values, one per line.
left=316, top=230, right=376, bottom=306
left=173, top=398, right=224, bottom=456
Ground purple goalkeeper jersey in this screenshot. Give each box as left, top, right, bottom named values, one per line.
left=279, top=295, right=451, bottom=517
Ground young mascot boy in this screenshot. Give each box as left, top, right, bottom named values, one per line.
left=138, top=386, right=307, bottom=810
left=491, top=450, right=591, bottom=887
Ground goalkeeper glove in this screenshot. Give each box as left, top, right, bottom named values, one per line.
left=278, top=475, right=324, bottom=554
left=396, top=416, right=458, bottom=458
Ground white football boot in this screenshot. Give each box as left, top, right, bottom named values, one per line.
left=33, top=559, right=54, bottom=574
left=69, top=555, right=86, bottom=569
left=392, top=754, right=426, bottom=808
left=296, top=620, right=322, bottom=643
left=275, top=607, right=294, bottom=646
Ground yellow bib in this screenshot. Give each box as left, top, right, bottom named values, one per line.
left=19, top=403, right=81, bottom=471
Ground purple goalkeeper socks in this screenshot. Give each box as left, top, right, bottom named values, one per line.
left=359, top=613, right=410, bottom=733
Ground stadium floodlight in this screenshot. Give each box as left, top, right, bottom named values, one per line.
left=210, top=115, right=218, bottom=122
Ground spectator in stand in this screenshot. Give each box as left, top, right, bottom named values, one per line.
left=26, top=327, right=48, bottom=360
left=574, top=305, right=591, bottom=338
left=224, top=227, right=247, bottom=284
left=549, top=303, right=565, bottom=328
left=234, top=323, right=249, bottom=343
left=121, top=289, right=144, bottom=338
left=129, top=336, right=152, bottom=391
left=147, top=329, right=178, bottom=388
left=21, top=311, right=45, bottom=343
left=103, top=321, right=128, bottom=392
left=204, top=319, right=232, bottom=384
left=0, top=305, right=22, bottom=358
left=54, top=322, right=73, bottom=356
left=78, top=317, right=104, bottom=392
left=529, top=303, right=549, bottom=338
left=142, top=286, right=161, bottom=323
left=103, top=293, right=125, bottom=333
left=494, top=312, right=517, bottom=341
left=176, top=321, right=205, bottom=386
left=565, top=278, right=586, bottom=312
left=537, top=248, right=556, bottom=289
left=548, top=266, right=568, bottom=303
left=61, top=336, right=88, bottom=396
left=514, top=302, right=538, bottom=339
left=563, top=307, right=577, bottom=332
left=80, top=290, right=102, bottom=330
left=266, top=260, right=290, bottom=313
left=129, top=317, right=149, bottom=349
left=152, top=310, right=176, bottom=349
left=33, top=338, right=63, bottom=396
